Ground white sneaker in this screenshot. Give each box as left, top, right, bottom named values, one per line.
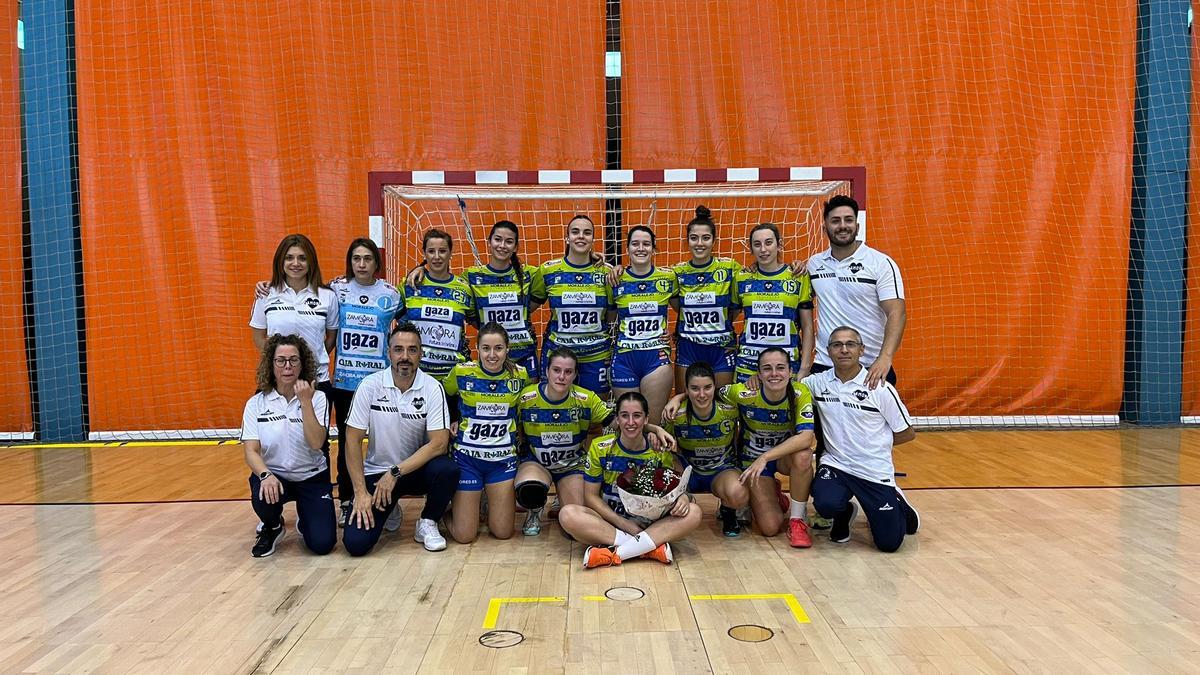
left=384, top=503, right=403, bottom=532
left=414, top=518, right=447, bottom=551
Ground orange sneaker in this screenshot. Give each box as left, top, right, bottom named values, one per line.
left=776, top=485, right=790, bottom=513
left=583, top=545, right=622, bottom=569
left=640, top=543, right=673, bottom=565
left=788, top=517, right=813, bottom=548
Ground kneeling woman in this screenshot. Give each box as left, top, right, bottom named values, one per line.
left=444, top=323, right=530, bottom=543
left=514, top=347, right=676, bottom=536
left=241, top=334, right=336, bottom=557
left=662, top=362, right=750, bottom=537
left=559, top=392, right=701, bottom=567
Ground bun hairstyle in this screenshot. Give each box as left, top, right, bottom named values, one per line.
left=687, top=205, right=716, bottom=236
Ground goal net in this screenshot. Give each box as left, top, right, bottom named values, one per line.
left=383, top=179, right=853, bottom=342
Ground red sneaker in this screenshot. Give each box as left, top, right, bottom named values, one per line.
left=583, top=546, right=622, bottom=569
left=788, top=517, right=813, bottom=548
left=776, top=485, right=790, bottom=513
left=640, top=543, right=673, bottom=565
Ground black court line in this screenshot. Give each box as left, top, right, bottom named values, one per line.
left=2, top=484, right=1199, bottom=507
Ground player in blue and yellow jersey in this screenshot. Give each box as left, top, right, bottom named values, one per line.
left=464, top=220, right=540, bottom=380
left=530, top=215, right=615, bottom=397
left=612, top=226, right=678, bottom=423
left=731, top=222, right=815, bottom=383
left=673, top=206, right=741, bottom=392
left=559, top=392, right=702, bottom=568
left=662, top=361, right=749, bottom=537
left=514, top=346, right=679, bottom=537
left=443, top=323, right=529, bottom=543
left=401, top=229, right=475, bottom=380
left=329, top=238, right=403, bottom=524
left=665, top=347, right=815, bottom=547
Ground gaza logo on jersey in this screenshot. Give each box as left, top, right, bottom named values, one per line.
left=476, top=402, right=509, bottom=417
left=421, top=304, right=452, bottom=320
left=684, top=291, right=715, bottom=305
left=849, top=262, right=864, bottom=274
left=752, top=300, right=784, bottom=316
left=561, top=291, right=596, bottom=305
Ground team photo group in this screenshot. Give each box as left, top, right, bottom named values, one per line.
left=242, top=194, right=920, bottom=567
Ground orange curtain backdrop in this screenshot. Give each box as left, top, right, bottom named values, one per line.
left=1186, top=27, right=1200, bottom=417
left=0, top=5, right=32, bottom=433
left=623, top=1, right=1135, bottom=416
left=75, top=2, right=604, bottom=432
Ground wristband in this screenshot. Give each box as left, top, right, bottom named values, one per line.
left=258, top=470, right=272, bottom=480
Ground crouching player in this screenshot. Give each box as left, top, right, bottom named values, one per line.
left=515, top=347, right=678, bottom=536
left=662, top=362, right=749, bottom=536
left=559, top=392, right=700, bottom=567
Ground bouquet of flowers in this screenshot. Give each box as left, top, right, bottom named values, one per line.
left=615, top=463, right=692, bottom=521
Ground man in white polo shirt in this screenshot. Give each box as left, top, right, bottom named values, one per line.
left=802, top=326, right=919, bottom=552
left=806, top=195, right=906, bottom=389
left=342, top=322, right=459, bottom=555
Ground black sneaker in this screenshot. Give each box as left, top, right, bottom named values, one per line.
left=830, top=502, right=858, bottom=544
left=895, top=487, right=920, bottom=535
left=719, top=506, right=741, bottom=537
left=252, top=525, right=285, bottom=557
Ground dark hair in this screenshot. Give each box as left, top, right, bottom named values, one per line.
left=477, top=321, right=520, bottom=377
left=626, top=225, right=656, bottom=249
left=256, top=334, right=319, bottom=393
left=823, top=195, right=859, bottom=219
left=490, top=220, right=526, bottom=304
left=614, top=390, right=649, bottom=416
left=683, top=361, right=716, bottom=428
left=421, top=229, right=453, bottom=270
left=389, top=321, right=423, bottom=343
left=565, top=214, right=595, bottom=257
left=687, top=205, right=716, bottom=237
left=545, top=346, right=580, bottom=372
left=344, top=238, right=381, bottom=281
left=828, top=325, right=863, bottom=344
left=270, top=234, right=324, bottom=291
left=749, top=222, right=783, bottom=244
left=757, top=347, right=797, bottom=434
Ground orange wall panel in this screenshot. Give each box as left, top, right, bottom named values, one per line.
left=0, top=4, right=32, bottom=433
left=623, top=1, right=1135, bottom=416
left=76, top=2, right=604, bottom=431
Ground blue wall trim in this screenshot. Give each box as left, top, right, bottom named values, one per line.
left=20, top=0, right=86, bottom=441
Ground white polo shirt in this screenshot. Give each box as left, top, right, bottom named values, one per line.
left=802, top=367, right=912, bottom=485
left=250, top=285, right=340, bottom=382
left=240, top=389, right=329, bottom=481
left=347, top=368, right=450, bottom=475
left=807, top=244, right=904, bottom=367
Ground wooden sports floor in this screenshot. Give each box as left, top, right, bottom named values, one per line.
left=3, top=428, right=1200, bottom=673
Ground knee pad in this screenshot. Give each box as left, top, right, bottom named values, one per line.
left=515, top=480, right=550, bottom=510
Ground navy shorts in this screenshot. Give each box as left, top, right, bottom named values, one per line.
left=454, top=451, right=518, bottom=491
left=739, top=455, right=778, bottom=478
left=572, top=359, right=611, bottom=395
left=512, top=346, right=541, bottom=380
left=676, top=338, right=734, bottom=373
left=687, top=465, right=736, bottom=494
left=611, top=348, right=671, bottom=388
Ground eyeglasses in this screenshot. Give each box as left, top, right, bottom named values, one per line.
left=273, top=357, right=301, bottom=367
left=828, top=341, right=862, bottom=351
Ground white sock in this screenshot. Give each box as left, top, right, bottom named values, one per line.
left=615, top=532, right=657, bottom=559
left=613, top=530, right=634, bottom=548
left=789, top=497, right=807, bottom=520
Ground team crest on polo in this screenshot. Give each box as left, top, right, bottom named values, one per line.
left=305, top=297, right=320, bottom=309
left=849, top=262, right=864, bottom=274
left=413, top=396, right=425, bottom=410
left=854, top=390, right=869, bottom=401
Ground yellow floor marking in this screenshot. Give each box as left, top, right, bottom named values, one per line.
left=688, top=593, right=811, bottom=625
left=482, top=596, right=567, bottom=629
left=581, top=596, right=607, bottom=602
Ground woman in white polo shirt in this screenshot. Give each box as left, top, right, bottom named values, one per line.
left=241, top=334, right=336, bottom=557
